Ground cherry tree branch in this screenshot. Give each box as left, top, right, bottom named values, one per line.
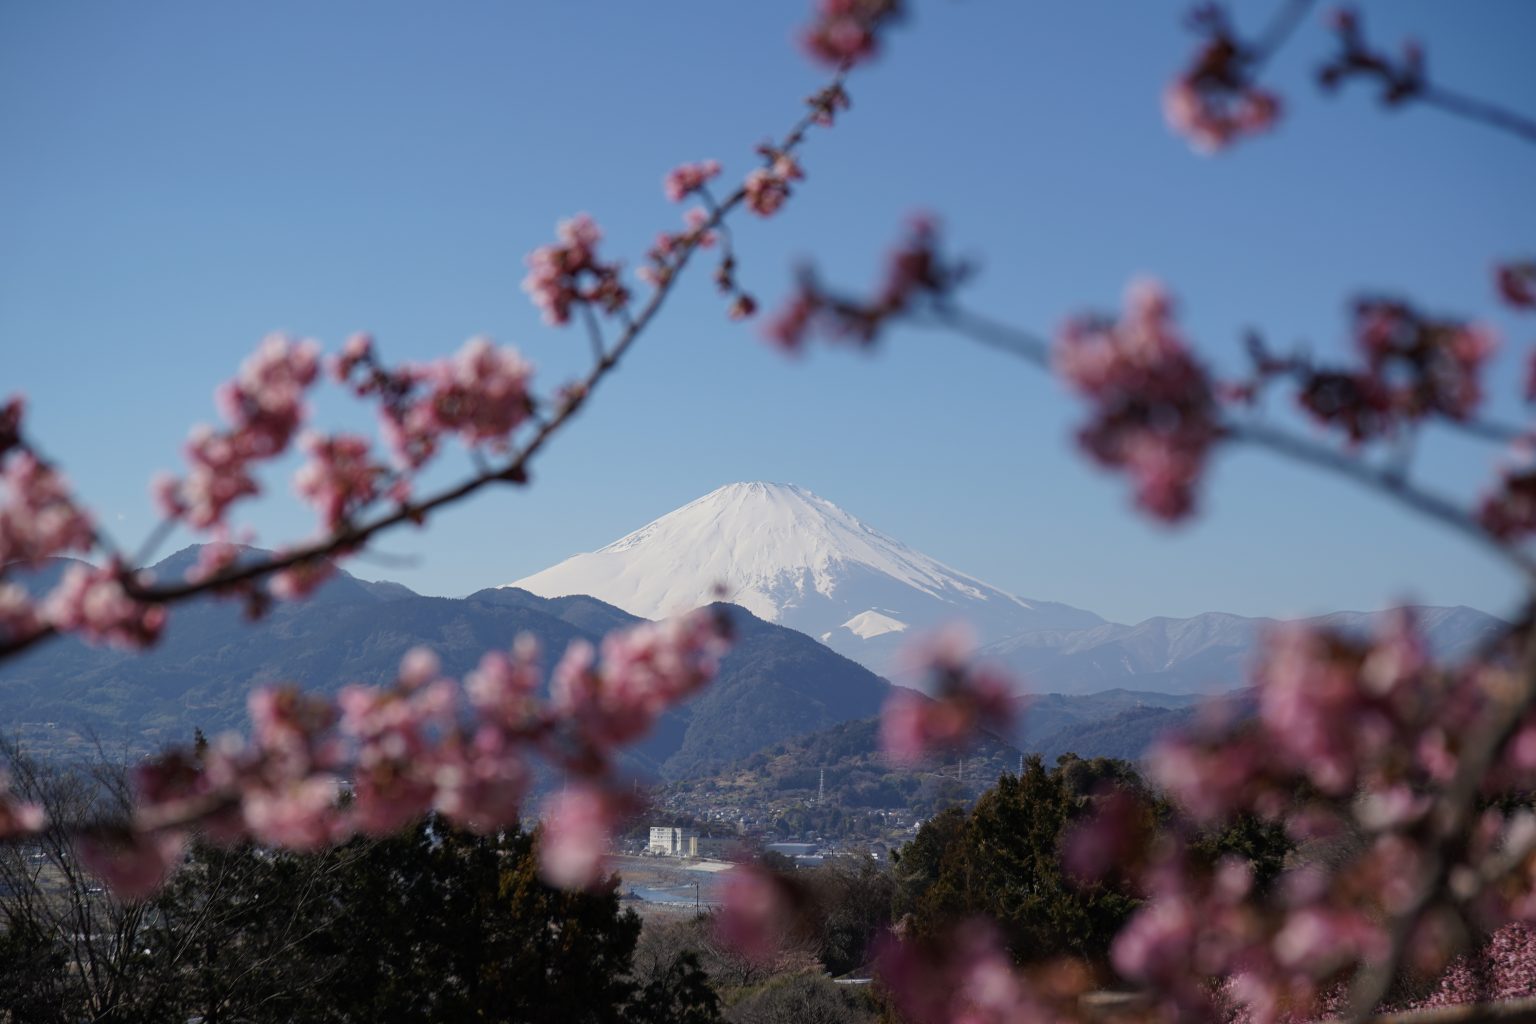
left=917, top=302, right=1536, bottom=584
left=0, top=71, right=848, bottom=666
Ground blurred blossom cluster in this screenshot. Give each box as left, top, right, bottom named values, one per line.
left=16, top=608, right=731, bottom=899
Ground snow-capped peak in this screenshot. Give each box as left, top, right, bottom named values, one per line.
left=504, top=482, right=1102, bottom=678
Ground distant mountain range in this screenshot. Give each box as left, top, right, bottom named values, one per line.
left=1, top=548, right=890, bottom=781
left=506, top=481, right=1507, bottom=695
left=0, top=482, right=1508, bottom=783
left=508, top=482, right=1102, bottom=681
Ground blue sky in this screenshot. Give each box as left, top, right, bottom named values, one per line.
left=3, top=1, right=1533, bottom=625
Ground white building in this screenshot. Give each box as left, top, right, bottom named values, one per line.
left=647, top=826, right=697, bottom=856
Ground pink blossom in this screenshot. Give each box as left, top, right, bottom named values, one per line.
left=0, top=773, right=43, bottom=838
left=762, top=287, right=822, bottom=353
left=177, top=426, right=260, bottom=528
left=537, top=783, right=620, bottom=890
left=464, top=636, right=542, bottom=728
left=1498, top=262, right=1536, bottom=310
left=242, top=774, right=344, bottom=849
left=248, top=685, right=340, bottom=772
left=432, top=727, right=528, bottom=834
left=268, top=556, right=336, bottom=601
left=43, top=563, right=165, bottom=649
left=160, top=334, right=322, bottom=529
left=1164, top=10, right=1283, bottom=154
left=876, top=923, right=1054, bottom=1024
left=330, top=331, right=375, bottom=384
left=338, top=678, right=456, bottom=835
left=522, top=214, right=629, bottom=325
left=880, top=626, right=1017, bottom=765
left=552, top=610, right=729, bottom=747
left=1164, top=75, right=1282, bottom=154
left=1055, top=278, right=1220, bottom=522
left=0, top=451, right=95, bottom=565
left=1060, top=787, right=1150, bottom=885
left=409, top=338, right=533, bottom=451
left=663, top=159, right=722, bottom=202
left=1351, top=298, right=1497, bottom=423
left=294, top=432, right=386, bottom=531
left=0, top=582, right=39, bottom=644
left=801, top=0, right=902, bottom=69
left=1480, top=465, right=1536, bottom=540
left=728, top=294, right=758, bottom=320
left=186, top=539, right=243, bottom=584
left=213, top=333, right=321, bottom=459
left=77, top=829, right=187, bottom=901
left=806, top=81, right=852, bottom=127
left=716, top=863, right=800, bottom=963
left=743, top=168, right=791, bottom=217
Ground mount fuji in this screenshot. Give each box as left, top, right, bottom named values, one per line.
left=504, top=482, right=1103, bottom=679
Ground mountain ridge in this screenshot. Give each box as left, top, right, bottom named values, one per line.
left=506, top=481, right=1103, bottom=679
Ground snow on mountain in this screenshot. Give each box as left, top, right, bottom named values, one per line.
left=505, top=481, right=1102, bottom=679
left=838, top=610, right=909, bottom=641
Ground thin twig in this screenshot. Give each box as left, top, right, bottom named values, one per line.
left=1251, top=0, right=1317, bottom=70
left=1421, top=86, right=1536, bottom=147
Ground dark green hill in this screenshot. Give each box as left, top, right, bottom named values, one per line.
left=0, top=549, right=892, bottom=779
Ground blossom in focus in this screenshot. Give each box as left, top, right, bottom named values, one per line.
left=522, top=214, right=629, bottom=326
left=663, top=159, right=721, bottom=203
left=412, top=338, right=534, bottom=450
left=744, top=167, right=793, bottom=217
left=1055, top=278, right=1220, bottom=522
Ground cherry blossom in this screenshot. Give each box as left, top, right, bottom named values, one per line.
left=537, top=783, right=622, bottom=890
left=715, top=863, right=807, bottom=964
left=1164, top=6, right=1282, bottom=154
left=800, top=0, right=902, bottom=69
left=294, top=432, right=387, bottom=531
left=0, top=583, right=38, bottom=645
left=159, top=334, right=322, bottom=529
left=1498, top=261, right=1536, bottom=309
left=875, top=923, right=1074, bottom=1024
left=76, top=829, right=188, bottom=903
left=551, top=609, right=730, bottom=748
left=0, top=451, right=95, bottom=565
left=663, top=159, right=721, bottom=202
left=1055, top=278, right=1220, bottom=521
left=880, top=625, right=1017, bottom=765
left=43, top=563, right=165, bottom=649
left=1350, top=297, right=1496, bottom=424
left=0, top=773, right=43, bottom=838
left=522, top=213, right=629, bottom=326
